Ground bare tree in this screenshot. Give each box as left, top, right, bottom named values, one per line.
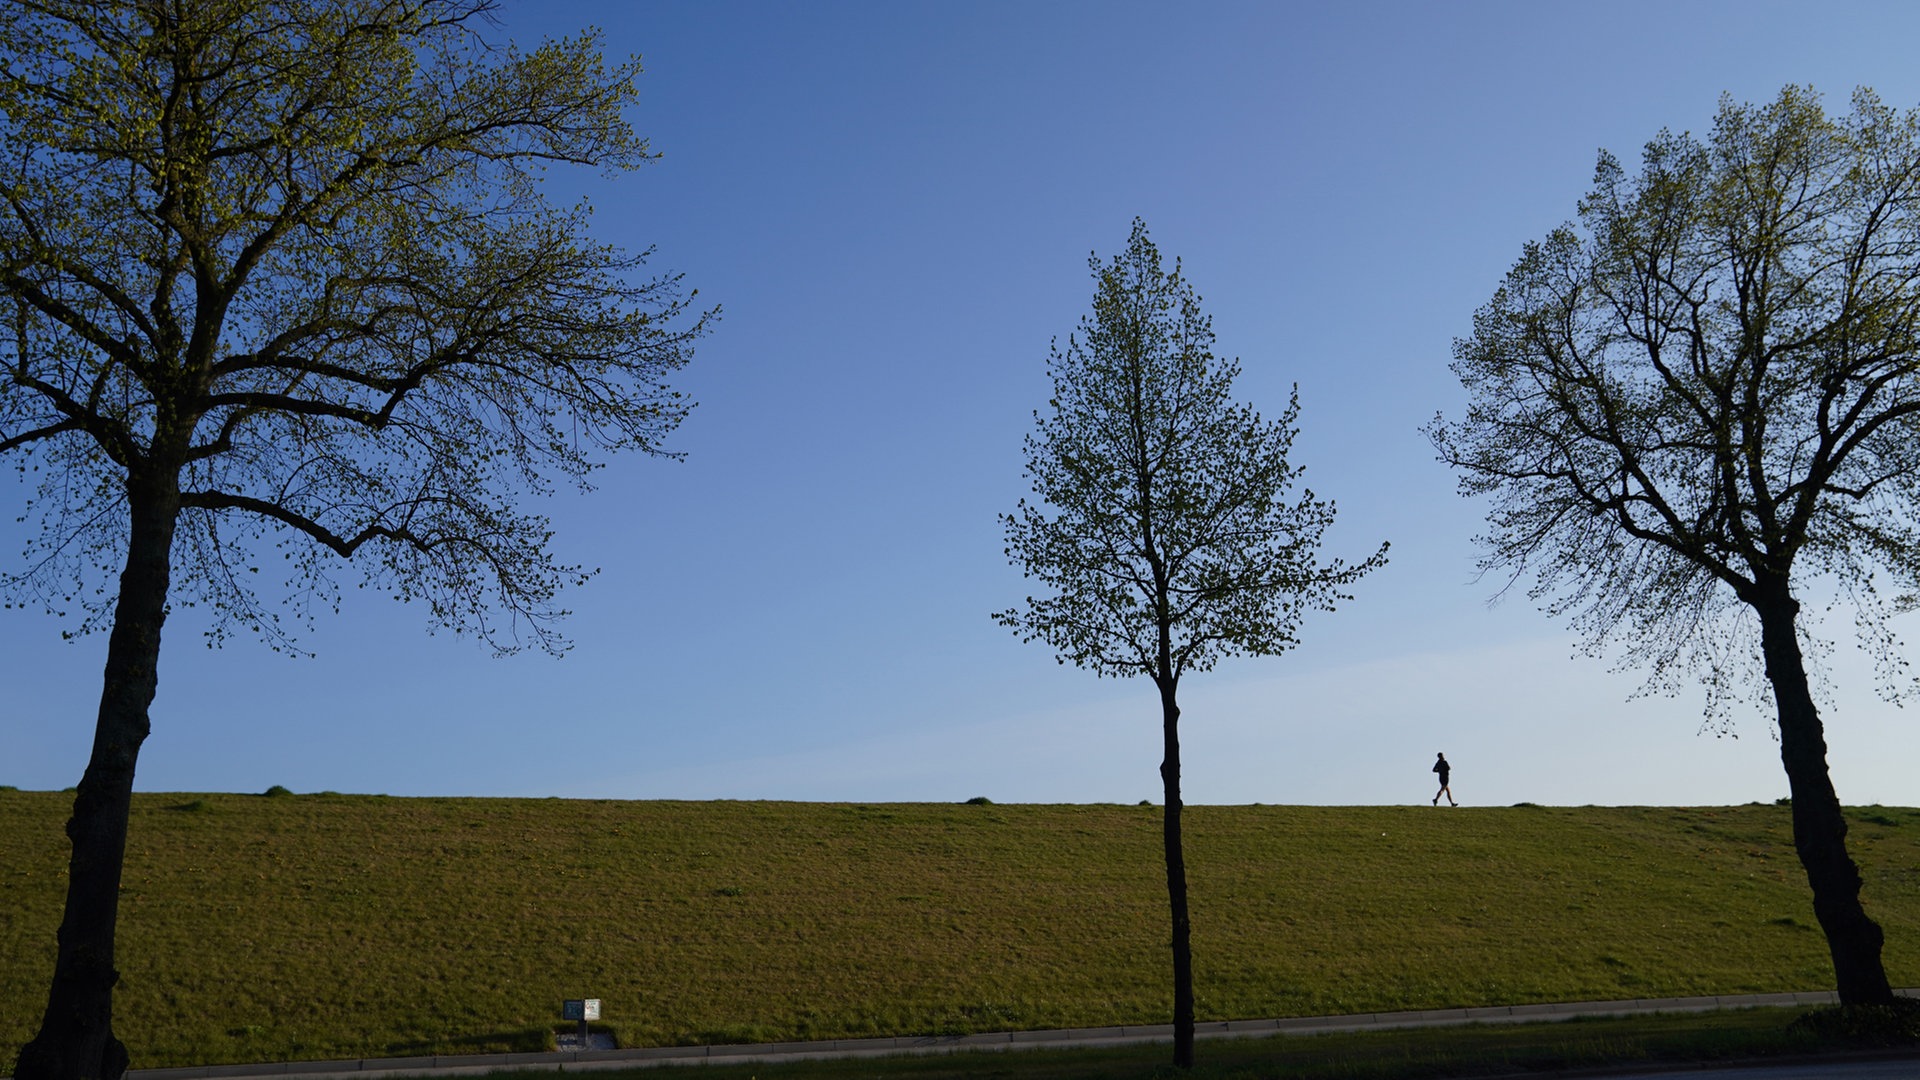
left=1428, top=86, right=1920, bottom=1005
left=0, top=2, right=713, bottom=1077
left=999, top=219, right=1386, bottom=1067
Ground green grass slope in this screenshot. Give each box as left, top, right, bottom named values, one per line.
left=1, top=792, right=1916, bottom=1069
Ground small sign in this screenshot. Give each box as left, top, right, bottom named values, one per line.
left=563, top=998, right=601, bottom=1022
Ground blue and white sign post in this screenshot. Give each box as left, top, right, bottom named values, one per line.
left=562, top=998, right=601, bottom=1044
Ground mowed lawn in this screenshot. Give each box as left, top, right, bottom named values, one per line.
left=1, top=792, right=1917, bottom=1068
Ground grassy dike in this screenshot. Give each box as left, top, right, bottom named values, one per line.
left=1, top=791, right=1917, bottom=1069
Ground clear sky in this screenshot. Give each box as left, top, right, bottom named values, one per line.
left=6, top=1, right=1920, bottom=807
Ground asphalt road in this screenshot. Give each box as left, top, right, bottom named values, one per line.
left=18, top=989, right=1912, bottom=1080
left=1598, top=1058, right=1920, bottom=1079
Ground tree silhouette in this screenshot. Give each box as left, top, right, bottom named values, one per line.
left=999, top=219, right=1386, bottom=1067
left=1429, top=86, right=1920, bottom=1005
left=1, top=3, right=712, bottom=1076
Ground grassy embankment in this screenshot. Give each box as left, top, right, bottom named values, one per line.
left=1, top=792, right=1916, bottom=1069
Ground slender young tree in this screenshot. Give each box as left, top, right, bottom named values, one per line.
left=0, top=3, right=712, bottom=1077
left=1428, top=86, right=1920, bottom=1005
left=998, top=219, right=1387, bottom=1068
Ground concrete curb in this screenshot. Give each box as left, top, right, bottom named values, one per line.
left=74, top=987, right=1917, bottom=1080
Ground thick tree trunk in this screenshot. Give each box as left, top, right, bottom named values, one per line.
left=16, top=483, right=180, bottom=1080
left=1156, top=674, right=1195, bottom=1069
left=1753, top=584, right=1893, bottom=1005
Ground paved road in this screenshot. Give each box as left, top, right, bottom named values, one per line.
left=22, top=988, right=1912, bottom=1080
left=1600, top=1060, right=1920, bottom=1079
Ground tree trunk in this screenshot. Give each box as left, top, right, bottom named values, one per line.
left=16, top=481, right=180, bottom=1080
left=1156, top=674, right=1195, bottom=1068
left=1752, top=583, right=1893, bottom=1005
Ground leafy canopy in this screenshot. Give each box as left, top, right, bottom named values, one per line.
left=0, top=0, right=712, bottom=653
left=999, top=220, right=1385, bottom=681
left=1427, top=85, right=1920, bottom=717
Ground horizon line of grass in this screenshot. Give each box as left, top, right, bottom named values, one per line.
left=0, top=781, right=1821, bottom=809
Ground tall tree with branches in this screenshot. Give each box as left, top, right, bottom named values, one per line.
left=0, top=2, right=712, bottom=1077
left=998, top=219, right=1387, bottom=1068
left=1428, top=86, right=1920, bottom=1005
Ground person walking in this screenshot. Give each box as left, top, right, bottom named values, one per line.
left=1431, top=752, right=1456, bottom=806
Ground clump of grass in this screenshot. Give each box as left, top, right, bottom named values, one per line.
left=262, top=785, right=294, bottom=798
left=690, top=1022, right=784, bottom=1046
left=1788, top=997, right=1920, bottom=1044
left=384, top=1027, right=556, bottom=1055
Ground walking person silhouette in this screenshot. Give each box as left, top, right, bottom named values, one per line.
left=1431, top=752, right=1456, bottom=806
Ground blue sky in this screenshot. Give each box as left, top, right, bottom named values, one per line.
left=7, top=1, right=1920, bottom=807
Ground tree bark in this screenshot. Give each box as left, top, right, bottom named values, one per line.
left=1156, top=674, right=1195, bottom=1068
left=1753, top=583, right=1893, bottom=1005
left=16, top=479, right=181, bottom=1080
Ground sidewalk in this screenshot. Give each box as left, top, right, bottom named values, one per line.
left=103, top=988, right=1920, bottom=1080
